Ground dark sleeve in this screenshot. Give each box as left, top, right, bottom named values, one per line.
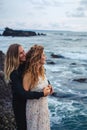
left=10, top=70, right=44, bottom=99
left=48, top=80, right=50, bottom=84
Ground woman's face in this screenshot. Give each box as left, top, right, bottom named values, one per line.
left=19, top=46, right=26, bottom=63
left=39, top=51, right=46, bottom=65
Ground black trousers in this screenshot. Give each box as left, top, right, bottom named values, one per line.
left=12, top=99, right=27, bottom=130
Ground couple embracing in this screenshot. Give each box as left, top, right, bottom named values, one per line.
left=4, top=43, right=53, bottom=130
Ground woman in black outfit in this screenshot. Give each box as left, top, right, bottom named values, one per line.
left=4, top=44, right=51, bottom=130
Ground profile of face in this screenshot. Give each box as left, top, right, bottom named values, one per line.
left=39, top=51, right=46, bottom=65
left=18, top=46, right=26, bottom=63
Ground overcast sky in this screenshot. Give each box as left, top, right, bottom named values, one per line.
left=0, top=0, right=87, bottom=31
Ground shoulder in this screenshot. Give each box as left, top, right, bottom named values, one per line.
left=11, top=69, right=18, bottom=75
left=23, top=72, right=30, bottom=80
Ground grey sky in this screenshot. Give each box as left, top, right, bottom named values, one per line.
left=0, top=0, right=87, bottom=31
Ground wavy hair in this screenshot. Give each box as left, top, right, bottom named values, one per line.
left=4, top=43, right=21, bottom=81
left=24, top=44, right=45, bottom=89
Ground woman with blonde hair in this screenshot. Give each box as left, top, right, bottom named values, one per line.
left=4, top=43, right=51, bottom=130
left=23, top=44, right=53, bottom=130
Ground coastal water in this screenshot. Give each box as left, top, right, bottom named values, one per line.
left=0, top=30, right=87, bottom=130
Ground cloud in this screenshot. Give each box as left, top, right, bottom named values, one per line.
left=66, top=0, right=87, bottom=17
left=0, top=1, right=3, bottom=9
left=0, top=1, right=5, bottom=11
left=27, top=0, right=61, bottom=8
left=66, top=7, right=86, bottom=17
left=80, top=0, right=87, bottom=7
left=79, top=0, right=87, bottom=18
left=0, top=0, right=87, bottom=31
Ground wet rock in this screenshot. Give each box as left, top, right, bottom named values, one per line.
left=2, top=27, right=37, bottom=37
left=0, top=50, right=16, bottom=129
left=70, top=63, right=77, bottom=65
left=37, top=33, right=46, bottom=36
left=73, top=78, right=87, bottom=83
left=0, top=51, right=5, bottom=71
left=46, top=60, right=55, bottom=64
left=0, top=73, right=16, bottom=129
left=2, top=27, right=46, bottom=37
left=51, top=53, right=65, bottom=59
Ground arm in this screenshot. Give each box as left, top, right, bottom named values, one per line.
left=10, top=70, right=44, bottom=99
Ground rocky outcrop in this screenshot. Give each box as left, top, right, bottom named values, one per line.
left=73, top=78, right=87, bottom=83
left=0, top=51, right=16, bottom=130
left=2, top=27, right=36, bottom=37
left=2, top=27, right=46, bottom=37
left=51, top=53, right=65, bottom=59
left=0, top=51, right=5, bottom=71
left=0, top=73, right=16, bottom=130
left=46, top=59, right=55, bottom=64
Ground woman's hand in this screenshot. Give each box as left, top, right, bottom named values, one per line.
left=43, top=87, right=51, bottom=96
left=48, top=84, right=54, bottom=94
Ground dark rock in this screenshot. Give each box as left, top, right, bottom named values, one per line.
left=51, top=53, right=64, bottom=59
left=46, top=60, right=55, bottom=64
left=73, top=78, right=87, bottom=83
left=0, top=71, right=4, bottom=79
left=37, top=33, right=46, bottom=36
left=2, top=27, right=46, bottom=37
left=0, top=51, right=16, bottom=129
left=2, top=27, right=37, bottom=37
left=70, top=63, right=77, bottom=65
left=0, top=74, right=16, bottom=129
left=0, top=51, right=5, bottom=71
left=40, top=33, right=46, bottom=36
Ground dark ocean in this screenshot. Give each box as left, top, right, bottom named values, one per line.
left=0, top=30, right=87, bottom=130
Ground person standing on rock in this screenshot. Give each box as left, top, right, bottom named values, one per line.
left=4, top=43, right=52, bottom=130
left=23, top=44, right=52, bottom=130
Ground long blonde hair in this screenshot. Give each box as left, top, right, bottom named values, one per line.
left=24, top=44, right=45, bottom=89
left=4, top=43, right=21, bottom=81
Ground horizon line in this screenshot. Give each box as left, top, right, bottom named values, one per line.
left=0, top=27, right=87, bottom=33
